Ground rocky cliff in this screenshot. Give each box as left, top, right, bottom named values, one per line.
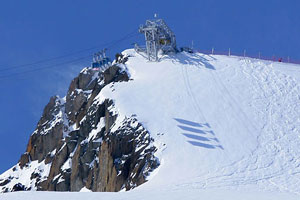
left=0, top=54, right=159, bottom=192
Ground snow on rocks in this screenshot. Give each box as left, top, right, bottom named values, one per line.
left=0, top=58, right=158, bottom=193
left=0, top=160, right=51, bottom=192
left=1, top=48, right=300, bottom=199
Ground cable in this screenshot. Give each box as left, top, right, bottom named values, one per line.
left=0, top=56, right=91, bottom=80
left=0, top=30, right=139, bottom=80
left=0, top=29, right=138, bottom=73
left=106, top=32, right=139, bottom=49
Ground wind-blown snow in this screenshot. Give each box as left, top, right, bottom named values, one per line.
left=2, top=49, right=300, bottom=199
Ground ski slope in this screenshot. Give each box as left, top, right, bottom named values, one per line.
left=2, top=49, right=300, bottom=199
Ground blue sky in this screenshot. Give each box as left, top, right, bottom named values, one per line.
left=0, top=0, right=299, bottom=173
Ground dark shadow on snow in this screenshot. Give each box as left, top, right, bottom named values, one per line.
left=178, top=125, right=207, bottom=134
left=174, top=118, right=211, bottom=129
left=175, top=118, right=223, bottom=150
left=182, top=133, right=210, bottom=142
left=174, top=118, right=203, bottom=127
left=166, top=52, right=216, bottom=70
left=188, top=141, right=224, bottom=150
left=188, top=141, right=216, bottom=149
left=203, top=123, right=211, bottom=129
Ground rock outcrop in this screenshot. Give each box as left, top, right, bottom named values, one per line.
left=0, top=54, right=159, bottom=193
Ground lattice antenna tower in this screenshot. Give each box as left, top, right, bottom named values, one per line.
left=138, top=15, right=177, bottom=61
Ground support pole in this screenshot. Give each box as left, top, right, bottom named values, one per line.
left=228, top=48, right=231, bottom=56
left=244, top=50, right=246, bottom=57
left=211, top=47, right=214, bottom=55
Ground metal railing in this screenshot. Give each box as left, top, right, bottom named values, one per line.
left=193, top=48, right=300, bottom=65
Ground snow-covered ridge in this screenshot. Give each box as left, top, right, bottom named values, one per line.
left=0, top=54, right=158, bottom=193
left=101, top=49, right=300, bottom=195
left=1, top=49, right=300, bottom=199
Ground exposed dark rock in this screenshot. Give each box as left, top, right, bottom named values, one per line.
left=115, top=53, right=129, bottom=64
left=103, top=65, right=129, bottom=84
left=0, top=179, right=10, bottom=187
left=0, top=63, right=159, bottom=193
left=42, top=142, right=69, bottom=190
left=66, top=69, right=99, bottom=124
left=44, top=152, right=54, bottom=165
left=12, top=183, right=25, bottom=192
left=26, top=96, right=64, bottom=162
left=30, top=172, right=40, bottom=180
left=56, top=172, right=71, bottom=191
left=18, top=152, right=30, bottom=169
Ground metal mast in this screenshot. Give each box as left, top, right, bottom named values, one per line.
left=137, top=16, right=177, bottom=61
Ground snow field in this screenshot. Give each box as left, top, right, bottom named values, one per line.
left=101, top=50, right=300, bottom=195
left=2, top=49, right=300, bottom=199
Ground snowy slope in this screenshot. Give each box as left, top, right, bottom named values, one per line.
left=2, top=49, right=300, bottom=199
left=100, top=50, right=300, bottom=194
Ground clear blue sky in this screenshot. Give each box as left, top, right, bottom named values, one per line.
left=0, top=0, right=299, bottom=173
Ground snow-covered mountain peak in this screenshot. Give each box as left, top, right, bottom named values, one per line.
left=1, top=49, right=300, bottom=199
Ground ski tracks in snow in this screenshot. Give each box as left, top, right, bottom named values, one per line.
left=177, top=55, right=300, bottom=195
left=179, top=61, right=223, bottom=150
left=240, top=59, right=300, bottom=194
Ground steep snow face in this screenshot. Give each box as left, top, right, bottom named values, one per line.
left=100, top=49, right=300, bottom=195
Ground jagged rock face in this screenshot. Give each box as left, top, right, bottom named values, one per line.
left=0, top=57, right=159, bottom=193
left=26, top=96, right=64, bottom=163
